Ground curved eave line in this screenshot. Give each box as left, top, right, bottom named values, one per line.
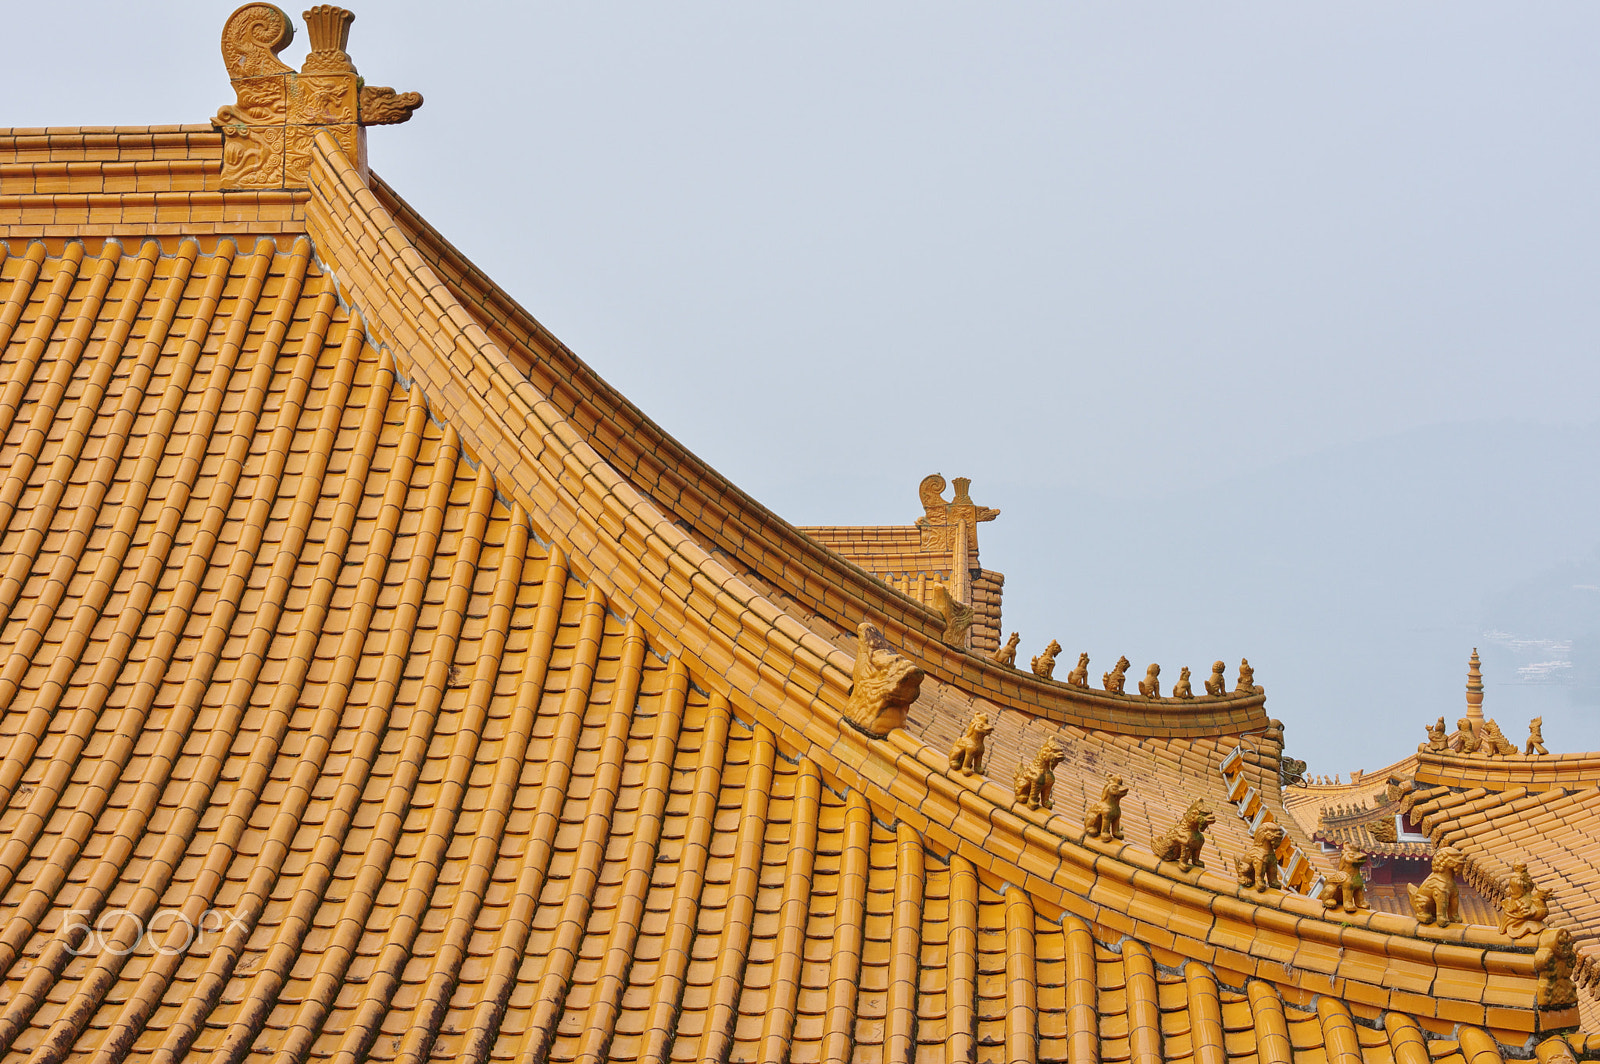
left=299, top=135, right=1562, bottom=1025
left=364, top=170, right=1271, bottom=739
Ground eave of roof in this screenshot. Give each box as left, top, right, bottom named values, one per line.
left=0, top=114, right=1589, bottom=1061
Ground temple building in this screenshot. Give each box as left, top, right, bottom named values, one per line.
left=0, top=5, right=1595, bottom=1063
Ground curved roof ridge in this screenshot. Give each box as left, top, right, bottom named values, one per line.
left=295, top=131, right=1575, bottom=1044
left=364, top=170, right=1275, bottom=739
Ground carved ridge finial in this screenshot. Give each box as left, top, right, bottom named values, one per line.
left=213, top=3, right=423, bottom=189
left=915, top=472, right=999, bottom=551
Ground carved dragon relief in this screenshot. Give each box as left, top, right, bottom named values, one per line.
left=212, top=3, right=423, bottom=189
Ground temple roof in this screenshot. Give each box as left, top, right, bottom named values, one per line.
left=0, top=6, right=1594, bottom=1064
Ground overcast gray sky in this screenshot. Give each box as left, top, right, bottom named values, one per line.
left=10, top=2, right=1600, bottom=768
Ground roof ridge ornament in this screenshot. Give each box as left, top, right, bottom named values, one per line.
left=212, top=4, right=423, bottom=189
left=915, top=473, right=999, bottom=551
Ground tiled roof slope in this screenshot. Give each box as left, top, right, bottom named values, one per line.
left=0, top=13, right=1591, bottom=1057
left=1405, top=768, right=1600, bottom=1001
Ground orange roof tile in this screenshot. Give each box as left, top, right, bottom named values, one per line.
left=0, top=5, right=1594, bottom=1063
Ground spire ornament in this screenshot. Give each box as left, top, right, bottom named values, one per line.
left=212, top=4, right=423, bottom=189
left=1465, top=648, right=1485, bottom=723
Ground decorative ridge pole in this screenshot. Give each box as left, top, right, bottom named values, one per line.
left=212, top=3, right=423, bottom=189
left=1466, top=647, right=1485, bottom=724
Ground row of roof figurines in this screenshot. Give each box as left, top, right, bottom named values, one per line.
left=950, top=711, right=1578, bottom=1007
left=1296, top=715, right=1552, bottom=789
left=1421, top=715, right=1550, bottom=757
left=846, top=623, right=1577, bottom=1006
left=991, top=632, right=1261, bottom=699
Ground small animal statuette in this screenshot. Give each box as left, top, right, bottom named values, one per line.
left=842, top=623, right=926, bottom=737
left=1236, top=658, right=1258, bottom=693
left=1083, top=774, right=1130, bottom=841
left=1407, top=845, right=1463, bottom=927
left=1534, top=926, right=1579, bottom=1009
left=1152, top=799, right=1214, bottom=871
left=1031, top=640, right=1062, bottom=680
left=1204, top=661, right=1227, bottom=697
left=1452, top=717, right=1480, bottom=754
left=1102, top=655, right=1130, bottom=694
left=1318, top=845, right=1369, bottom=913
left=930, top=583, right=975, bottom=647
left=1497, top=862, right=1552, bottom=938
left=1065, top=652, right=1090, bottom=687
left=1235, top=822, right=1287, bottom=892
left=1420, top=716, right=1449, bottom=753
left=1477, top=718, right=1518, bottom=758
left=1014, top=735, right=1066, bottom=810
left=1137, top=663, right=1161, bottom=699
left=949, top=712, right=994, bottom=776
left=992, top=632, right=1021, bottom=668
left=1527, top=717, right=1548, bottom=756
left=1171, top=666, right=1193, bottom=699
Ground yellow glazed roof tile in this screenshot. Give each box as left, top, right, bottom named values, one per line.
left=0, top=4, right=1594, bottom=1063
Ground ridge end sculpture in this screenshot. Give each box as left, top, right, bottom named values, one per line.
left=1535, top=926, right=1579, bottom=1009
left=843, top=622, right=925, bottom=737
left=930, top=583, right=974, bottom=647
left=212, top=3, right=423, bottom=189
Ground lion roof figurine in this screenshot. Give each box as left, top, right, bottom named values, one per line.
left=1152, top=799, right=1214, bottom=872
left=1031, top=640, right=1062, bottom=680
left=1235, top=822, right=1287, bottom=892
left=1014, top=735, right=1066, bottom=810
left=948, top=711, right=995, bottom=776
left=1318, top=844, right=1369, bottom=914
left=1102, top=655, right=1130, bottom=694
left=1083, top=774, right=1129, bottom=841
left=992, top=632, right=1021, bottom=668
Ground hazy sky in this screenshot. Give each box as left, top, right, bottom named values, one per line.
left=11, top=3, right=1600, bottom=767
